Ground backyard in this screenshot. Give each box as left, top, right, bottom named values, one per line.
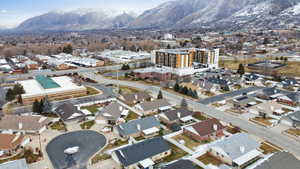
left=172, top=134, right=202, bottom=150
left=50, top=121, right=67, bottom=131
left=198, top=153, right=223, bottom=166
left=162, top=143, right=188, bottom=163
left=80, top=105, right=101, bottom=114
left=260, top=141, right=281, bottom=154
left=250, top=117, right=274, bottom=127
left=86, top=86, right=101, bottom=95
left=80, top=120, right=95, bottom=129
left=125, top=111, right=139, bottom=121
left=285, top=128, right=300, bottom=137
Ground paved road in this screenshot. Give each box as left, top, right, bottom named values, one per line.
left=103, top=70, right=131, bottom=77
left=46, top=131, right=106, bottom=169
left=0, top=86, right=7, bottom=108
left=2, top=61, right=149, bottom=82
left=199, top=86, right=265, bottom=104
left=82, top=72, right=300, bottom=158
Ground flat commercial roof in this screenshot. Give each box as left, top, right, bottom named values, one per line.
left=36, top=75, right=60, bottom=89
left=18, top=76, right=86, bottom=98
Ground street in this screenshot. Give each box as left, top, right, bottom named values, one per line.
left=199, top=86, right=266, bottom=104
left=81, top=72, right=300, bottom=158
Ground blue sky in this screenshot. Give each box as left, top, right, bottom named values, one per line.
left=0, top=0, right=169, bottom=28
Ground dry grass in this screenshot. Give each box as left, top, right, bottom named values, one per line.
left=198, top=153, right=223, bottom=166
left=278, top=61, right=300, bottom=77
left=285, top=128, right=300, bottom=137
left=172, top=134, right=202, bottom=150
left=251, top=117, right=273, bottom=126
left=163, top=143, right=188, bottom=163
left=260, top=142, right=281, bottom=154
left=118, top=85, right=140, bottom=94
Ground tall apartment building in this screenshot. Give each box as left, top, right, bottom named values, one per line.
left=155, top=48, right=219, bottom=69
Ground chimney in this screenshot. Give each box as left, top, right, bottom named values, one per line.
left=18, top=123, right=23, bottom=129
left=177, top=112, right=181, bottom=118
left=137, top=124, right=141, bottom=131
left=119, top=106, right=123, bottom=111
left=135, top=94, right=138, bottom=100
left=213, top=124, right=218, bottom=131
left=240, top=146, right=245, bottom=153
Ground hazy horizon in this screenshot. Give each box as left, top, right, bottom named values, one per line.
left=0, top=0, right=171, bottom=28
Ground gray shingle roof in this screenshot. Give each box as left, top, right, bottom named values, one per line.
left=163, top=108, right=194, bottom=121
left=98, top=102, right=126, bottom=120
left=161, top=160, right=196, bottom=169
left=115, top=137, right=170, bottom=167
left=117, top=116, right=160, bottom=136
left=212, top=133, right=260, bottom=160
left=54, top=103, right=85, bottom=121
left=255, top=152, right=300, bottom=169
left=0, top=159, right=28, bottom=169
left=138, top=99, right=171, bottom=111
left=289, top=111, right=300, bottom=122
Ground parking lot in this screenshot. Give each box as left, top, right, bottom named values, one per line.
left=46, top=130, right=106, bottom=169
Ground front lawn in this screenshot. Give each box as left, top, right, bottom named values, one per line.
left=86, top=86, right=100, bottom=95
left=91, top=153, right=111, bottom=164
left=260, top=142, right=281, bottom=154
left=81, top=105, right=101, bottom=114
left=172, top=134, right=202, bottom=150
left=193, top=113, right=209, bottom=121
left=50, top=121, right=67, bottom=131
left=125, top=111, right=139, bottom=121
left=285, top=128, right=300, bottom=137
left=80, top=120, right=95, bottom=129
left=251, top=117, right=273, bottom=127
left=103, top=139, right=128, bottom=152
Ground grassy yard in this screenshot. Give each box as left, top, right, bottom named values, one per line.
left=50, top=121, right=67, bottom=131
left=226, top=126, right=241, bottom=134
left=80, top=120, right=95, bottom=129
left=0, top=148, right=42, bottom=164
left=251, top=117, right=273, bottom=126
left=125, top=111, right=139, bottom=121
left=91, top=153, right=111, bottom=164
left=86, top=86, right=100, bottom=95
left=278, top=61, right=300, bottom=77
left=103, top=139, right=128, bottom=152
left=118, top=85, right=140, bottom=94
left=81, top=105, right=101, bottom=114
left=260, top=142, right=281, bottom=154
left=193, top=113, right=209, bottom=121
left=163, top=143, right=188, bottom=163
left=198, top=153, right=223, bottom=166
left=172, top=134, right=202, bottom=150
left=202, top=91, right=215, bottom=97
left=285, top=128, right=300, bottom=137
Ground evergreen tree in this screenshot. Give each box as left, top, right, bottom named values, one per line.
left=180, top=86, right=189, bottom=95
left=193, top=90, right=199, bottom=99
left=62, top=44, right=73, bottom=54
left=13, top=83, right=25, bottom=95
left=180, top=98, right=188, bottom=108
left=5, top=88, right=15, bottom=101
left=32, top=100, right=41, bottom=113
left=187, top=88, right=193, bottom=97
left=174, top=83, right=180, bottom=92
left=42, top=96, right=52, bottom=113
left=237, top=64, right=245, bottom=77
left=157, top=90, right=163, bottom=99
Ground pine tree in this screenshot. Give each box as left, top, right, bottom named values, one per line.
left=157, top=90, right=163, bottom=99
left=180, top=98, right=188, bottom=108
left=237, top=64, right=245, bottom=77
left=6, top=88, right=15, bottom=101
left=32, top=100, right=40, bottom=113
left=193, top=90, right=199, bottom=99
left=13, top=83, right=25, bottom=95
left=42, top=96, right=52, bottom=113
left=63, top=44, right=73, bottom=54
left=174, top=83, right=180, bottom=92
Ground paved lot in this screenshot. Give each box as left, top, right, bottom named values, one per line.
left=46, top=130, right=106, bottom=169
left=199, top=86, right=265, bottom=104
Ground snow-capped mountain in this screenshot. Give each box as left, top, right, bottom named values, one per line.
left=13, top=0, right=300, bottom=31
left=16, top=9, right=136, bottom=31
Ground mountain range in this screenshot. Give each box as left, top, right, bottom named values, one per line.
left=13, top=0, right=300, bottom=31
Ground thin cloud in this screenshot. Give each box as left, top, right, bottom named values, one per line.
left=0, top=10, right=8, bottom=13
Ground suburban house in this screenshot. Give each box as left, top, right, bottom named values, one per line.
left=54, top=103, right=90, bottom=122
left=24, top=60, right=39, bottom=70
left=277, top=92, right=300, bottom=106
left=96, top=102, right=129, bottom=125
left=255, top=87, right=287, bottom=100
left=180, top=82, right=202, bottom=97
left=279, top=78, right=299, bottom=89
left=119, top=92, right=151, bottom=106
left=254, top=152, right=300, bottom=169
left=0, top=159, right=28, bottom=169
left=208, top=133, right=262, bottom=168
left=281, top=111, right=300, bottom=128
left=233, top=96, right=258, bottom=108
left=135, top=99, right=173, bottom=116
left=244, top=73, right=262, bottom=85
left=116, top=116, right=161, bottom=139
left=0, top=134, right=28, bottom=157
left=161, top=159, right=197, bottom=169
left=0, top=115, right=53, bottom=134
left=194, top=79, right=215, bottom=92
left=112, top=137, right=171, bottom=169
left=159, top=108, right=195, bottom=125
left=248, top=101, right=285, bottom=117
left=183, top=118, right=225, bottom=142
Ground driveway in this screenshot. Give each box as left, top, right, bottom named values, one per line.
left=199, top=86, right=265, bottom=104
left=46, top=130, right=106, bottom=169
